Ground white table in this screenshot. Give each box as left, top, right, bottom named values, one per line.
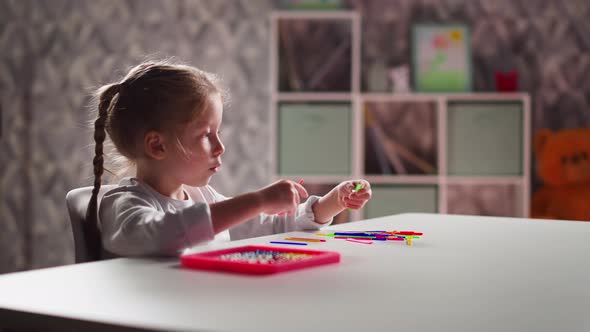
left=1, top=213, right=589, bottom=332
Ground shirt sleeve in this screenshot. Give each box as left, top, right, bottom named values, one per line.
left=228, top=195, right=333, bottom=241
left=99, top=191, right=215, bottom=257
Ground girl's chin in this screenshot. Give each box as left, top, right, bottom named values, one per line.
left=195, top=176, right=212, bottom=187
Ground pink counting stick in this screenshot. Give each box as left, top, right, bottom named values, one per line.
left=345, top=238, right=373, bottom=245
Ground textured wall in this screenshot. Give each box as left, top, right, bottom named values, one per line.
left=355, top=0, right=590, bottom=131
left=0, top=0, right=273, bottom=272
left=1, top=0, right=589, bottom=273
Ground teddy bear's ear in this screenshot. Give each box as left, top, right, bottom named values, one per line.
left=534, top=129, right=553, bottom=155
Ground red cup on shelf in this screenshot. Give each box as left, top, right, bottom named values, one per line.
left=495, top=70, right=518, bottom=92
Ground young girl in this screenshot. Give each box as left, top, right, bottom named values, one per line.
left=87, top=60, right=372, bottom=259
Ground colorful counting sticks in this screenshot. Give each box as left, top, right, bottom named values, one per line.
left=314, top=230, right=423, bottom=246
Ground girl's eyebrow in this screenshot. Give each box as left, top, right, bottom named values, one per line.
left=189, top=119, right=210, bottom=130
left=190, top=121, right=220, bottom=133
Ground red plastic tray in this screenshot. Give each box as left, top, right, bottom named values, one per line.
left=181, top=245, right=340, bottom=275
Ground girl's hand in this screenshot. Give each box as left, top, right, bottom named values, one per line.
left=257, top=180, right=308, bottom=215
left=336, top=179, right=372, bottom=210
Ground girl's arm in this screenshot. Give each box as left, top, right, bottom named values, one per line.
left=209, top=180, right=308, bottom=233
left=100, top=193, right=215, bottom=257
left=209, top=191, right=264, bottom=233
left=312, top=180, right=372, bottom=223
left=99, top=180, right=307, bottom=257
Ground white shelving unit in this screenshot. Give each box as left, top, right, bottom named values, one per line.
left=270, top=11, right=530, bottom=222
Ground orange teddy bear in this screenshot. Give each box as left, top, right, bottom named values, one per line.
left=531, top=127, right=590, bottom=221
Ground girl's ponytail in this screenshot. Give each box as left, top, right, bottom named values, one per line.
left=85, top=83, right=120, bottom=261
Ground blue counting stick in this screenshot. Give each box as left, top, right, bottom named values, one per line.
left=269, top=241, right=308, bottom=246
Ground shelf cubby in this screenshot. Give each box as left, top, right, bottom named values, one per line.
left=278, top=102, right=352, bottom=176
left=363, top=101, right=437, bottom=176
left=271, top=11, right=531, bottom=222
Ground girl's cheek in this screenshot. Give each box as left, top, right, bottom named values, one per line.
left=190, top=145, right=209, bottom=160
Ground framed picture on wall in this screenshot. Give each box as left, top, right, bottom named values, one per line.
left=412, top=24, right=472, bottom=92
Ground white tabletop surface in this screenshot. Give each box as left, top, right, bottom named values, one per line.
left=0, top=213, right=589, bottom=332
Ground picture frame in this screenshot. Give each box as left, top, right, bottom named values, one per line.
left=412, top=24, right=472, bottom=92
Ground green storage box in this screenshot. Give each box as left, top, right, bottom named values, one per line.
left=279, top=103, right=351, bottom=175
left=447, top=102, right=523, bottom=176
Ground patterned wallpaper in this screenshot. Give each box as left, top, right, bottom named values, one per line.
left=1, top=0, right=588, bottom=273
left=355, top=0, right=590, bottom=130
left=0, top=0, right=274, bottom=272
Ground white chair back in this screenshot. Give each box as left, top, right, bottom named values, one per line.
left=65, top=185, right=116, bottom=263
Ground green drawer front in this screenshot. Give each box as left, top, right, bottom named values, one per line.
left=364, top=185, right=438, bottom=219
left=279, top=103, right=351, bottom=175
left=447, top=102, right=523, bottom=176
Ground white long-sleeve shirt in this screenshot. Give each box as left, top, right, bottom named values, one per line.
left=98, top=177, right=331, bottom=257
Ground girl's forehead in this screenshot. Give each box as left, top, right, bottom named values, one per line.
left=188, top=98, right=223, bottom=128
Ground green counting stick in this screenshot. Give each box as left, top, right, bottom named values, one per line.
left=352, top=183, right=363, bottom=193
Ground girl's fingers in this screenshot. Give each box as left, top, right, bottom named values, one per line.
left=345, top=202, right=364, bottom=209
left=340, top=180, right=371, bottom=207
left=350, top=191, right=371, bottom=200
left=348, top=181, right=371, bottom=194
left=339, top=185, right=352, bottom=198
left=293, top=181, right=309, bottom=199
left=343, top=197, right=367, bottom=206
left=346, top=182, right=356, bottom=192
left=344, top=196, right=366, bottom=202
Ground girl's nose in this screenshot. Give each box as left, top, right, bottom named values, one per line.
left=213, top=136, right=225, bottom=156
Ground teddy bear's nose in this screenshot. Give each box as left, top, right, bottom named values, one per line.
left=572, top=155, right=580, bottom=163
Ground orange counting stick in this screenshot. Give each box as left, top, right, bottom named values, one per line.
left=284, top=237, right=326, bottom=243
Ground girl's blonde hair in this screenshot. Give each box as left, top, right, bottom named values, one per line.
left=85, top=61, right=222, bottom=260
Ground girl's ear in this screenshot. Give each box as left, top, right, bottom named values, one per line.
left=144, top=131, right=167, bottom=160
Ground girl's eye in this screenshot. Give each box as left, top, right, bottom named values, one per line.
left=200, top=131, right=221, bottom=139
